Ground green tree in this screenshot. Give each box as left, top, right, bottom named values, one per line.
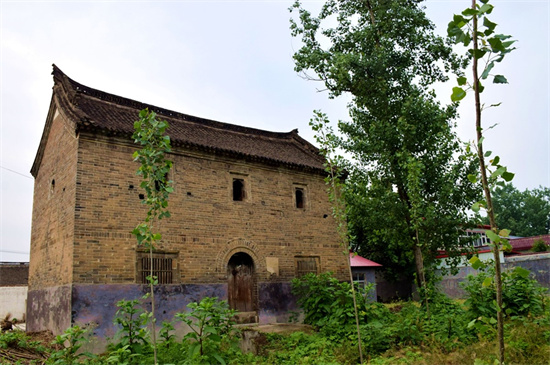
left=290, top=0, right=478, bottom=297
left=483, top=184, right=550, bottom=237
left=447, top=1, right=516, bottom=362
left=132, top=109, right=174, bottom=365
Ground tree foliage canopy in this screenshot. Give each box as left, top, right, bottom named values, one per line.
left=483, top=184, right=550, bottom=237
left=290, top=0, right=479, bottom=281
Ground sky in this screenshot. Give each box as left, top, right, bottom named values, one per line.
left=1, top=0, right=548, bottom=262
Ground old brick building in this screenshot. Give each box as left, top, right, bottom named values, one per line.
left=28, top=65, right=347, bottom=337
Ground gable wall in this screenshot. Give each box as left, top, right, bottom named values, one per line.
left=29, top=106, right=77, bottom=289
left=72, top=133, right=348, bottom=285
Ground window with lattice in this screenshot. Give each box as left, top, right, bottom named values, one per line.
left=295, top=256, right=320, bottom=277
left=136, top=251, right=178, bottom=284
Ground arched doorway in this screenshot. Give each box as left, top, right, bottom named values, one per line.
left=227, top=252, right=254, bottom=313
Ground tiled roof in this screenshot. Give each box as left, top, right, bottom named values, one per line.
left=49, top=65, right=326, bottom=173
left=350, top=253, right=382, bottom=267
left=509, top=235, right=550, bottom=252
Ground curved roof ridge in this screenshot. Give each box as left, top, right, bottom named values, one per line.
left=49, top=64, right=325, bottom=173
left=52, top=64, right=299, bottom=140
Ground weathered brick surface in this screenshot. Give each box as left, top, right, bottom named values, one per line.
left=72, top=133, right=348, bottom=285
left=29, top=107, right=76, bottom=289
left=28, top=84, right=349, bottom=335
left=0, top=262, right=29, bottom=286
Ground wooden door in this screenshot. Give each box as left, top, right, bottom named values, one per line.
left=227, top=253, right=254, bottom=312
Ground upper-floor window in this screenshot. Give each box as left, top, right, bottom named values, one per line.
left=233, top=178, right=245, bottom=201
left=465, top=231, right=490, bottom=247
left=295, top=188, right=305, bottom=209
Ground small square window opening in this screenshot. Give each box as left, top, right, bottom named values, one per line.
left=233, top=178, right=245, bottom=201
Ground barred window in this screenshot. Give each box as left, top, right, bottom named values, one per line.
left=137, top=251, right=178, bottom=284
left=295, top=256, right=319, bottom=277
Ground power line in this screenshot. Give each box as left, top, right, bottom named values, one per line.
left=0, top=250, right=30, bottom=255
left=0, top=165, right=33, bottom=180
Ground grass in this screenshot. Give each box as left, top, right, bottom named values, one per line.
left=2, top=298, right=549, bottom=364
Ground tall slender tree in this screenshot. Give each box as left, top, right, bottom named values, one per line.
left=132, top=109, right=174, bottom=365
left=448, top=1, right=516, bottom=362
left=290, top=0, right=478, bottom=297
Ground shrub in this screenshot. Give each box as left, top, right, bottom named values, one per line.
left=175, top=296, right=239, bottom=364
left=47, top=325, right=96, bottom=364
left=109, top=299, right=151, bottom=363
left=532, top=239, right=549, bottom=252
left=291, top=272, right=374, bottom=338
left=461, top=264, right=547, bottom=318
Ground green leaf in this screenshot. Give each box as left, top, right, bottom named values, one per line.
left=467, top=174, right=477, bottom=183
left=502, top=171, right=514, bottom=182
left=479, top=3, right=494, bottom=14
left=514, top=267, right=530, bottom=279
left=477, top=81, right=485, bottom=93
left=470, top=256, right=483, bottom=270
left=502, top=240, right=512, bottom=252
left=480, top=61, right=494, bottom=80
left=482, top=276, right=493, bottom=288
left=451, top=87, right=467, bottom=102
left=484, top=151, right=492, bottom=157
left=471, top=202, right=481, bottom=212
left=498, top=229, right=511, bottom=237
left=493, top=75, right=508, bottom=84
left=212, top=353, right=226, bottom=365
left=453, top=14, right=467, bottom=27
left=189, top=342, right=201, bottom=357
left=490, top=156, right=500, bottom=166
left=457, top=76, right=468, bottom=86
left=462, top=8, right=479, bottom=16
left=488, top=37, right=504, bottom=52
left=491, top=166, right=506, bottom=179
left=485, top=230, right=500, bottom=242
left=483, top=17, right=497, bottom=33
left=469, top=48, right=487, bottom=59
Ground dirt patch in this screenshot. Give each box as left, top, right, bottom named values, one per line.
left=0, top=330, right=54, bottom=364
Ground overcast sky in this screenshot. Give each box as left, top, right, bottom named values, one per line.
left=1, top=0, right=548, bottom=262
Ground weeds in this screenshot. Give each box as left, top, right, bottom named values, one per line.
left=175, top=297, right=239, bottom=364
left=1, top=272, right=548, bottom=365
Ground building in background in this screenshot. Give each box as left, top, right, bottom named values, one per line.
left=0, top=262, right=29, bottom=322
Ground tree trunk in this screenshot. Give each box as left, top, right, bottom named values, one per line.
left=471, top=1, right=505, bottom=362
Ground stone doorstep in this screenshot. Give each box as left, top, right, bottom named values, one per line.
left=233, top=311, right=258, bottom=324
left=236, top=323, right=314, bottom=355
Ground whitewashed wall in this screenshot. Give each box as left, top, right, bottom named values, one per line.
left=0, top=286, right=28, bottom=321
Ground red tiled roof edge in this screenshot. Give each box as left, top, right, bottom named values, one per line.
left=509, top=235, right=550, bottom=251
left=349, top=253, right=382, bottom=267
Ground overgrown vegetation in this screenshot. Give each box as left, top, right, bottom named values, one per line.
left=289, top=0, right=480, bottom=314
left=286, top=272, right=549, bottom=364
left=3, top=273, right=547, bottom=364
